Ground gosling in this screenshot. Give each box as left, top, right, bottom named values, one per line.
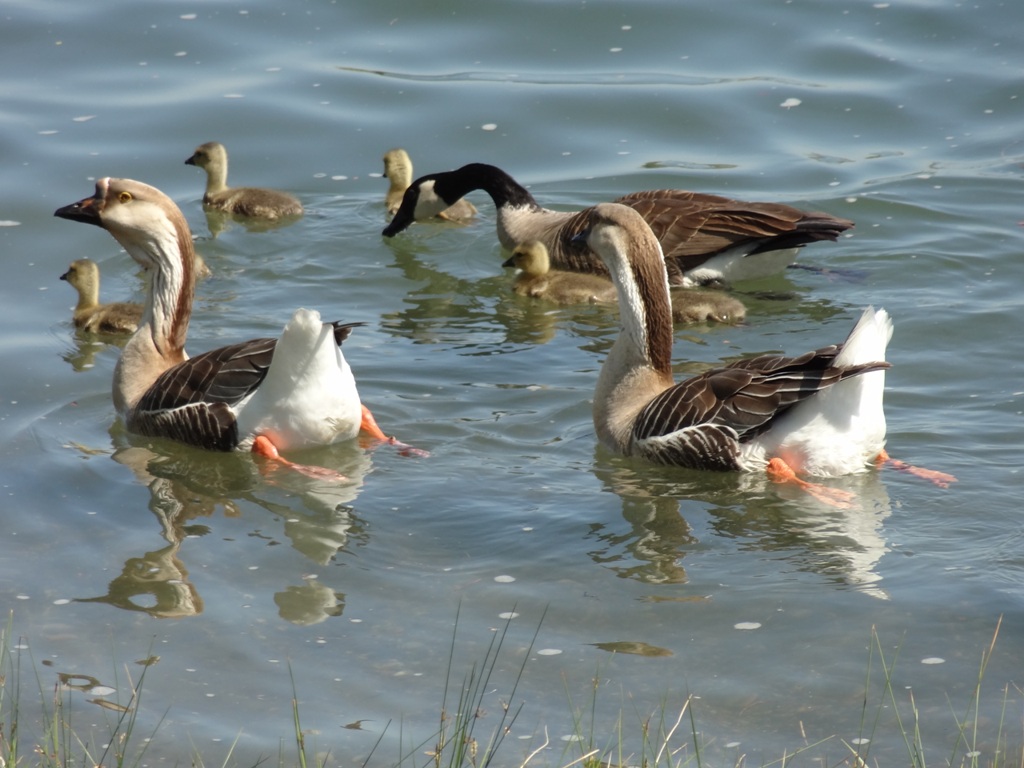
left=504, top=241, right=745, bottom=324
left=60, top=258, right=143, bottom=334
left=185, top=141, right=303, bottom=219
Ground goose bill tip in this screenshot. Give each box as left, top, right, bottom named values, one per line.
left=54, top=197, right=103, bottom=227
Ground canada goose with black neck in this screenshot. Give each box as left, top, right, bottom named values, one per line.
left=383, top=163, right=852, bottom=287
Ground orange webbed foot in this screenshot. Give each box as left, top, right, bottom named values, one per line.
left=251, top=435, right=349, bottom=482
left=358, top=405, right=389, bottom=442
left=875, top=449, right=957, bottom=488
left=766, top=458, right=855, bottom=509
left=358, top=405, right=430, bottom=458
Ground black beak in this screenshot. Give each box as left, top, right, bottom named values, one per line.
left=184, top=153, right=197, bottom=166
left=501, top=254, right=517, bottom=268
left=59, top=269, right=71, bottom=282
left=54, top=195, right=104, bottom=228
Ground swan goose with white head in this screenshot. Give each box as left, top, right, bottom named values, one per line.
left=577, top=203, right=954, bottom=505
left=503, top=240, right=746, bottom=323
left=383, top=163, right=853, bottom=287
left=383, top=148, right=476, bottom=221
left=60, top=257, right=143, bottom=334
left=185, top=141, right=303, bottom=220
left=54, top=177, right=410, bottom=472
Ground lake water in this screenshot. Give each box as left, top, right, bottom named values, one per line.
left=2, top=0, right=1023, bottom=765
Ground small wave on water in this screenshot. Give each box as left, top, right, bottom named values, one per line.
left=338, top=64, right=824, bottom=89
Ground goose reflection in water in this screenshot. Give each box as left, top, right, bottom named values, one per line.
left=380, top=233, right=572, bottom=349
left=60, top=333, right=118, bottom=374
left=193, top=204, right=304, bottom=238
left=585, top=483, right=697, bottom=586
left=274, top=580, right=345, bottom=626
left=379, top=233, right=755, bottom=354
left=75, top=435, right=371, bottom=620
left=592, top=454, right=892, bottom=599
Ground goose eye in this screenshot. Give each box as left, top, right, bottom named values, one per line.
left=118, top=191, right=132, bottom=203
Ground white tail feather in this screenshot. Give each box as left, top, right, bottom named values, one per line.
left=836, top=306, right=892, bottom=367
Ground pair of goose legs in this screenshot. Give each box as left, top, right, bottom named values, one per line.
left=768, top=451, right=957, bottom=509
left=251, top=405, right=426, bottom=481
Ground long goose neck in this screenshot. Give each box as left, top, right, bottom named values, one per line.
left=133, top=213, right=196, bottom=360
left=439, top=164, right=539, bottom=210
left=604, top=229, right=675, bottom=380
left=593, top=226, right=676, bottom=449
left=115, top=213, right=194, bottom=414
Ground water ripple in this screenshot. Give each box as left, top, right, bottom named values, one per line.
left=337, top=65, right=823, bottom=89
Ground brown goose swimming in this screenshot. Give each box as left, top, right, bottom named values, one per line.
left=383, top=148, right=476, bottom=221
left=577, top=202, right=954, bottom=505
left=382, top=163, right=853, bottom=287
left=53, top=177, right=415, bottom=472
left=503, top=240, right=746, bottom=324
left=185, top=141, right=303, bottom=219
left=60, top=258, right=142, bottom=334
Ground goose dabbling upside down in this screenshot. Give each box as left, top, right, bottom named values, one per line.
left=55, top=177, right=421, bottom=476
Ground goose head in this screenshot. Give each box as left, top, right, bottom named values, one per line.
left=184, top=141, right=227, bottom=178
left=55, top=178, right=193, bottom=275
left=501, top=240, right=551, bottom=276
left=382, top=175, right=450, bottom=236
left=60, top=258, right=100, bottom=296
left=578, top=203, right=673, bottom=313
left=56, top=178, right=197, bottom=359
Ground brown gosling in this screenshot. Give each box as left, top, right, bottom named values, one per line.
left=185, top=141, right=303, bottom=219
left=504, top=240, right=617, bottom=304
left=383, top=163, right=853, bottom=287
left=504, top=240, right=746, bottom=324
left=669, top=287, right=746, bottom=324
left=60, top=258, right=143, bottom=334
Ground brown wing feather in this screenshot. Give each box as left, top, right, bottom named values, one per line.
left=129, top=321, right=363, bottom=451
left=138, top=337, right=277, bottom=412
left=631, top=346, right=890, bottom=469
left=616, top=190, right=853, bottom=280
left=551, top=210, right=604, bottom=274
left=543, top=191, right=851, bottom=285
left=129, top=337, right=277, bottom=450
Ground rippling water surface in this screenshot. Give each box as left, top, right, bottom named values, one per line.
left=2, top=0, right=1023, bottom=765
